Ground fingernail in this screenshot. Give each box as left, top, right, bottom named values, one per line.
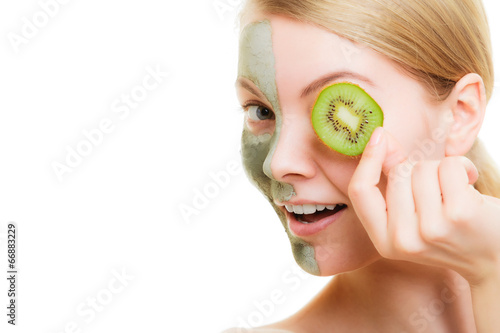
left=369, top=127, right=383, bottom=146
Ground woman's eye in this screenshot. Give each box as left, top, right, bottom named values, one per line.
left=247, top=105, right=275, bottom=121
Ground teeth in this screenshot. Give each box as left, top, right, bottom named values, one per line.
left=293, top=205, right=303, bottom=214
left=284, top=204, right=340, bottom=214
left=302, top=204, right=316, bottom=214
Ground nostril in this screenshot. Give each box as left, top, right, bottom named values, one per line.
left=269, top=143, right=317, bottom=181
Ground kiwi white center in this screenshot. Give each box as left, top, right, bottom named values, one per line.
left=337, top=105, right=360, bottom=132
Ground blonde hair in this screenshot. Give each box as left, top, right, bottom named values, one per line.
left=241, top=0, right=500, bottom=197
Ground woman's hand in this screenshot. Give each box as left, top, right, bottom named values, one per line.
left=348, top=127, right=500, bottom=285
left=348, top=127, right=500, bottom=331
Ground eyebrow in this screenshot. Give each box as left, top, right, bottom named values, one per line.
left=235, top=78, right=267, bottom=101
left=235, top=71, right=374, bottom=100
left=300, top=71, right=374, bottom=98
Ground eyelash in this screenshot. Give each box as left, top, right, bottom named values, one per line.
left=241, top=100, right=270, bottom=111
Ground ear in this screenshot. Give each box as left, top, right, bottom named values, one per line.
left=444, top=73, right=486, bottom=157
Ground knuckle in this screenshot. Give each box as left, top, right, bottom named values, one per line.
left=442, top=187, right=482, bottom=225
left=456, top=155, right=472, bottom=166
left=348, top=181, right=367, bottom=199
left=412, top=161, right=427, bottom=173
left=413, top=160, right=439, bottom=177
left=441, top=156, right=455, bottom=166
left=392, top=232, right=424, bottom=256
left=390, top=159, right=418, bottom=182
left=438, top=157, right=454, bottom=174
left=444, top=204, right=474, bottom=226
left=439, top=156, right=467, bottom=173
left=377, top=245, right=395, bottom=260
left=420, top=223, right=450, bottom=243
left=388, top=164, right=408, bottom=183
left=445, top=207, right=462, bottom=224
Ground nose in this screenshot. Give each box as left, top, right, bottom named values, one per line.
left=264, top=114, right=317, bottom=182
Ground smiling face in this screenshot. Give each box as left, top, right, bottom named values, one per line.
left=236, top=14, right=449, bottom=276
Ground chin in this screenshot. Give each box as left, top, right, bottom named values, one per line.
left=272, top=201, right=379, bottom=276
left=290, top=234, right=381, bottom=276
left=314, top=251, right=381, bottom=276
left=278, top=210, right=377, bottom=276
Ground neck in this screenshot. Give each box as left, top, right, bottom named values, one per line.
left=302, top=260, right=477, bottom=332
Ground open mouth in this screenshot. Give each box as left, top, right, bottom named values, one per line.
left=285, top=204, right=347, bottom=224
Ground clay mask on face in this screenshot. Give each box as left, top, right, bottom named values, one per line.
left=238, top=20, right=320, bottom=275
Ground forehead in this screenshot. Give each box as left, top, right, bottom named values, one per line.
left=238, top=15, right=381, bottom=102
left=238, top=15, right=346, bottom=73
left=238, top=19, right=281, bottom=119
left=267, top=16, right=347, bottom=80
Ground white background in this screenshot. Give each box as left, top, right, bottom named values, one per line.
left=0, top=1, right=499, bottom=332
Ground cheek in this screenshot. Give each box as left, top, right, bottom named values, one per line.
left=388, top=111, right=446, bottom=162
left=241, top=129, right=273, bottom=198
left=322, top=156, right=360, bottom=194
left=241, top=128, right=296, bottom=203
left=375, top=77, right=446, bottom=160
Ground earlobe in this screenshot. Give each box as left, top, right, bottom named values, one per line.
left=444, top=73, right=487, bottom=157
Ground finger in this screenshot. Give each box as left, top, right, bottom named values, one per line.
left=385, top=160, right=422, bottom=255
left=349, top=127, right=389, bottom=246
left=382, top=129, right=414, bottom=218
left=439, top=156, right=479, bottom=205
left=412, top=161, right=442, bottom=217
left=374, top=129, right=426, bottom=257
left=386, top=161, right=416, bottom=219
left=376, top=130, right=417, bottom=250
left=381, top=130, right=408, bottom=176
left=466, top=158, right=479, bottom=185
left=412, top=161, right=447, bottom=244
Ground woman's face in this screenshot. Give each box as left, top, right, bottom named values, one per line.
left=236, top=14, right=449, bottom=276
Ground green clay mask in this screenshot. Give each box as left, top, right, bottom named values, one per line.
left=238, top=20, right=320, bottom=275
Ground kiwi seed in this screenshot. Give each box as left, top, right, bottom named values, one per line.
left=311, top=82, right=384, bottom=156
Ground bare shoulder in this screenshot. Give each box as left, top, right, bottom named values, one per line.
left=221, top=328, right=296, bottom=333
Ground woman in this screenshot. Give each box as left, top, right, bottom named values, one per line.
left=228, top=0, right=500, bottom=331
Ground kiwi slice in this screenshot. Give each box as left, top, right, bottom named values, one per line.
left=311, top=82, right=384, bottom=156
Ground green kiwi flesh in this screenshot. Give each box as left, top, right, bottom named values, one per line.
left=311, top=82, right=384, bottom=156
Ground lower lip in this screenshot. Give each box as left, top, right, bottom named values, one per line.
left=287, top=208, right=346, bottom=237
